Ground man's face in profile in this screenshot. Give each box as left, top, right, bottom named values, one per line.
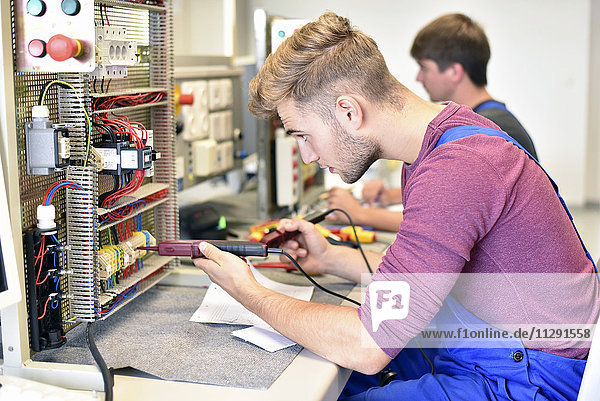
left=415, top=58, right=455, bottom=102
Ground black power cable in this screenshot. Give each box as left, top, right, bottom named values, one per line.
left=327, top=208, right=373, bottom=274
left=269, top=248, right=360, bottom=307
left=87, top=322, right=114, bottom=401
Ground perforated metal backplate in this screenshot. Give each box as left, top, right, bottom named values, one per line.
left=11, top=0, right=178, bottom=334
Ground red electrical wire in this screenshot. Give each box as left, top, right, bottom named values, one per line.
left=37, top=296, right=52, bottom=320
left=43, top=180, right=84, bottom=205
left=35, top=236, right=49, bottom=285
left=104, top=5, right=110, bottom=26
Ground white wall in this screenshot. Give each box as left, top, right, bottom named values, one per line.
left=174, top=0, right=233, bottom=56
left=248, top=0, right=594, bottom=206
left=587, top=0, right=600, bottom=204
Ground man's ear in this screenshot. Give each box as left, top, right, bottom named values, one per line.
left=335, top=96, right=364, bottom=130
left=447, top=62, right=466, bottom=84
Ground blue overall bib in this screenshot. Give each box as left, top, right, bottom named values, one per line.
left=340, top=126, right=596, bottom=401
left=473, top=100, right=509, bottom=114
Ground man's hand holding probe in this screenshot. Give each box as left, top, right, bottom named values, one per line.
left=276, top=217, right=381, bottom=283
left=192, top=218, right=391, bottom=374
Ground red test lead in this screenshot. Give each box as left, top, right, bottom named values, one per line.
left=260, top=208, right=332, bottom=248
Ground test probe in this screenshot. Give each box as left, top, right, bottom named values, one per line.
left=137, top=208, right=363, bottom=306
left=137, top=240, right=268, bottom=258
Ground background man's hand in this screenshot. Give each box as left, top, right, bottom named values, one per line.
left=327, top=186, right=366, bottom=225
left=361, top=179, right=386, bottom=205
left=362, top=179, right=403, bottom=206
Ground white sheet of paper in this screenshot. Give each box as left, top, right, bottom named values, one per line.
left=231, top=326, right=297, bottom=352
left=189, top=264, right=314, bottom=330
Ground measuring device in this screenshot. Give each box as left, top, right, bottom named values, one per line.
left=138, top=240, right=268, bottom=259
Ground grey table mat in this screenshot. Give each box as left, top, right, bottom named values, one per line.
left=32, top=269, right=355, bottom=390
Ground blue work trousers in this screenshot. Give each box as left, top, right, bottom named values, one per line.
left=340, top=296, right=586, bottom=401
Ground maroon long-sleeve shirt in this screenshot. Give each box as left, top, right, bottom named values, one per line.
left=358, top=102, right=599, bottom=359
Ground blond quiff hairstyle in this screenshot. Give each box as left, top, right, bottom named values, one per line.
left=248, top=11, right=404, bottom=121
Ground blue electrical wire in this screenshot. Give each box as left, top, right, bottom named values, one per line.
left=94, top=284, right=138, bottom=316
left=44, top=182, right=85, bottom=205
left=49, top=234, right=64, bottom=310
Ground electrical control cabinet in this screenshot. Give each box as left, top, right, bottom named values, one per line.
left=1, top=0, right=178, bottom=391
left=176, top=73, right=241, bottom=187
left=275, top=132, right=301, bottom=208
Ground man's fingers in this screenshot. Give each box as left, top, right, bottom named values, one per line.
left=198, top=241, right=224, bottom=263
left=295, top=248, right=308, bottom=258
left=279, top=250, right=297, bottom=263
left=282, top=239, right=300, bottom=250
left=277, top=218, right=298, bottom=233
left=192, top=256, right=219, bottom=274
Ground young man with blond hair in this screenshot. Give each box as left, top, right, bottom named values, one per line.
left=194, top=11, right=597, bottom=400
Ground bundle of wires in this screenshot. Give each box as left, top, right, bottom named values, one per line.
left=100, top=171, right=145, bottom=210
left=99, top=187, right=168, bottom=225
left=92, top=92, right=165, bottom=112
left=93, top=112, right=148, bottom=147
left=36, top=234, right=65, bottom=320
left=95, top=284, right=138, bottom=316
left=43, top=180, right=86, bottom=206
left=100, top=199, right=146, bottom=225
left=37, top=181, right=86, bottom=320
left=93, top=113, right=149, bottom=210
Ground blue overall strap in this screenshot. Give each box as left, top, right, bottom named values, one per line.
left=472, top=99, right=508, bottom=113
left=435, top=125, right=598, bottom=274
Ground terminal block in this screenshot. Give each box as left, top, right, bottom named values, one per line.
left=98, top=231, right=155, bottom=280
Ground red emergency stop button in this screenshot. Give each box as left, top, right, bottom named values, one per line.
left=47, top=34, right=82, bottom=61
left=179, top=93, right=194, bottom=105
left=28, top=39, right=46, bottom=58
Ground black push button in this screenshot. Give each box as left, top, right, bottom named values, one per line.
left=513, top=350, right=524, bottom=362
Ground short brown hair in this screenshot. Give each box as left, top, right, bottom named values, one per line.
left=249, top=11, right=404, bottom=122
left=411, top=13, right=490, bottom=86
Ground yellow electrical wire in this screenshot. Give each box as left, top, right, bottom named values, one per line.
left=40, top=80, right=92, bottom=167
left=107, top=228, right=114, bottom=246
